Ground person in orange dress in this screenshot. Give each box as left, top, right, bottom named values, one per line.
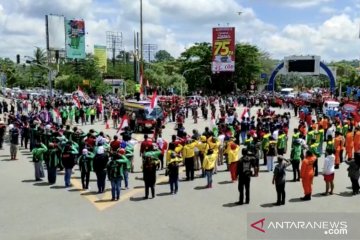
left=334, top=131, right=343, bottom=169
left=300, top=150, right=316, bottom=201
left=345, top=128, right=354, bottom=160
left=354, top=127, right=360, bottom=152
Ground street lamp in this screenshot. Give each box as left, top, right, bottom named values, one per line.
left=25, top=56, right=54, bottom=98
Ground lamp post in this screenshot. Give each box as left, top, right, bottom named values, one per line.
left=25, top=57, right=54, bottom=97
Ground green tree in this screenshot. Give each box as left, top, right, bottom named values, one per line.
left=154, top=50, right=174, bottom=62
left=33, top=47, right=47, bottom=65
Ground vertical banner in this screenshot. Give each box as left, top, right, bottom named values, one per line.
left=94, top=45, right=107, bottom=73
left=211, top=27, right=235, bottom=73
left=66, top=19, right=85, bottom=59
left=46, top=15, right=66, bottom=51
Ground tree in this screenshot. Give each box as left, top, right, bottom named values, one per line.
left=33, top=47, right=47, bottom=65
left=154, top=50, right=174, bottom=62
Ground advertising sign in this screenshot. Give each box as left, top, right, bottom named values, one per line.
left=46, top=15, right=66, bottom=51
left=211, top=27, right=235, bottom=72
left=66, top=19, right=85, bottom=59
left=94, top=45, right=107, bottom=73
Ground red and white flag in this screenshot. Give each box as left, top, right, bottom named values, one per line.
left=53, top=108, right=61, bottom=119
left=117, top=115, right=129, bottom=134
left=148, top=90, right=158, bottom=114
left=241, top=107, right=249, bottom=119
left=72, top=95, right=81, bottom=108
left=96, top=96, right=103, bottom=112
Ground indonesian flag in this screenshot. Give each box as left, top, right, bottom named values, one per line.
left=72, top=95, right=81, bottom=108
left=117, top=115, right=129, bottom=134
left=234, top=99, right=238, bottom=108
left=53, top=108, right=61, bottom=119
left=77, top=86, right=85, bottom=98
left=96, top=96, right=103, bottom=112
left=241, top=107, right=249, bottom=119
left=148, top=90, right=158, bottom=114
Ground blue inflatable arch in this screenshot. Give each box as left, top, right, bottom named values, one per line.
left=267, top=61, right=336, bottom=93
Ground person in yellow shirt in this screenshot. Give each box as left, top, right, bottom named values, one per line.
left=167, top=152, right=183, bottom=194
left=228, top=143, right=240, bottom=182
left=202, top=149, right=217, bottom=188
left=208, top=136, right=220, bottom=173
left=196, top=135, right=209, bottom=177
left=182, top=140, right=197, bottom=181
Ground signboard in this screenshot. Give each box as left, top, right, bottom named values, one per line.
left=66, top=19, right=85, bottom=59
left=46, top=15, right=66, bottom=51
left=260, top=73, right=267, bottom=79
left=211, top=27, right=235, bottom=72
left=94, top=45, right=107, bottom=73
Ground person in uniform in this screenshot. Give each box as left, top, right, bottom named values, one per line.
left=78, top=148, right=95, bottom=190
left=272, top=156, right=291, bottom=205
left=202, top=149, right=217, bottom=188
left=167, top=152, right=182, bottom=194
left=236, top=149, right=255, bottom=205
left=345, top=128, right=354, bottom=161
left=46, top=142, right=60, bottom=184
left=321, top=148, right=335, bottom=196
left=61, top=141, right=78, bottom=187
left=32, top=142, right=48, bottom=181
left=300, top=150, right=316, bottom=201
left=142, top=156, right=160, bottom=199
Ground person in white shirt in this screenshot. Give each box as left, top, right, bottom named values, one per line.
left=272, top=128, right=279, bottom=141
left=326, top=123, right=335, bottom=140
left=321, top=148, right=335, bottom=196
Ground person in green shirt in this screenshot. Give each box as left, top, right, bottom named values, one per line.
left=69, top=106, right=75, bottom=126
left=32, top=143, right=48, bottom=181
left=277, top=131, right=287, bottom=156
left=61, top=107, right=68, bottom=126
left=306, top=127, right=315, bottom=146
left=107, top=149, right=129, bottom=201
left=262, top=130, right=271, bottom=166
left=90, top=106, right=96, bottom=125
left=114, top=148, right=131, bottom=189
left=290, top=139, right=302, bottom=181
left=85, top=106, right=91, bottom=124
left=310, top=138, right=320, bottom=177
left=78, top=148, right=95, bottom=190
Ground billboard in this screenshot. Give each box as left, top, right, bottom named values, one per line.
left=211, top=27, right=235, bottom=72
left=46, top=15, right=66, bottom=51
left=94, top=45, right=107, bottom=73
left=66, top=19, right=85, bottom=59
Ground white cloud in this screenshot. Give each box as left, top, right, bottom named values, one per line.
left=271, top=0, right=333, bottom=8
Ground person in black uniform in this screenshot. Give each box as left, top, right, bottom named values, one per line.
left=236, top=149, right=256, bottom=205
left=93, top=143, right=109, bottom=193
left=142, top=156, right=159, bottom=199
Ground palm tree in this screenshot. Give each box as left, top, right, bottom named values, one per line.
left=33, top=47, right=47, bottom=65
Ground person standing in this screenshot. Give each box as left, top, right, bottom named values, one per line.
left=236, top=149, right=255, bottom=205
left=290, top=139, right=302, bottom=181
left=266, top=136, right=277, bottom=172
left=167, top=152, right=182, bottom=194
left=345, top=128, right=354, bottom=161
left=93, top=143, right=109, bottom=193
left=272, top=157, right=291, bottom=206
left=9, top=124, right=19, bottom=160
left=0, top=121, right=6, bottom=149
left=182, top=140, right=197, bottom=181
left=142, top=156, right=160, bottom=199
left=78, top=148, right=95, bottom=190
left=345, top=154, right=360, bottom=195
left=202, top=149, right=216, bottom=188
left=300, top=150, right=316, bottom=201
left=46, top=143, right=60, bottom=184
left=32, top=143, right=48, bottom=181
left=61, top=141, right=78, bottom=187
left=228, top=143, right=240, bottom=182
left=261, top=130, right=271, bottom=166
left=321, top=148, right=335, bottom=196
left=334, top=131, right=343, bottom=169
left=107, top=153, right=124, bottom=201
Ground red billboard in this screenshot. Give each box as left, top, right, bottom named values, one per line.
left=211, top=27, right=235, bottom=72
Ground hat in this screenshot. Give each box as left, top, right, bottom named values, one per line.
left=118, top=148, right=125, bottom=155
left=200, top=136, right=206, bottom=142
left=8, top=124, right=14, bottom=130
left=230, top=143, right=237, bottom=150
left=82, top=149, right=88, bottom=155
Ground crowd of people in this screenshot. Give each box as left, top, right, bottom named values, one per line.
left=1, top=92, right=360, bottom=205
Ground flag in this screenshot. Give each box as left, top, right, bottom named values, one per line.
left=53, top=108, right=61, bottom=119
left=241, top=107, right=249, bottom=119
left=72, top=95, right=81, bottom=108
left=117, top=115, right=129, bottom=134
left=234, top=99, right=238, bottom=108
left=148, top=90, right=158, bottom=114
left=97, top=96, right=103, bottom=112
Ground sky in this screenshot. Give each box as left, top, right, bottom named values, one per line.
left=0, top=0, right=360, bottom=62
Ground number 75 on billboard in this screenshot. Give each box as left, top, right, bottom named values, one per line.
left=211, top=27, right=235, bottom=72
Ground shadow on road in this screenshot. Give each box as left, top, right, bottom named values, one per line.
left=22, top=179, right=37, bottom=183
left=50, top=185, right=67, bottom=189
left=81, top=191, right=98, bottom=196
left=133, top=186, right=144, bottom=189
left=95, top=199, right=113, bottom=203
left=194, top=186, right=208, bottom=190
left=33, top=182, right=50, bottom=186
left=337, top=191, right=354, bottom=197
left=312, top=193, right=329, bottom=198
left=288, top=198, right=303, bottom=203
left=0, top=154, right=10, bottom=157
left=218, top=180, right=233, bottom=185
left=130, top=196, right=147, bottom=202
left=156, top=192, right=172, bottom=197
left=260, top=203, right=277, bottom=208
left=68, top=188, right=84, bottom=192
left=156, top=181, right=168, bottom=185
left=1, top=159, right=13, bottom=161
left=222, top=202, right=238, bottom=208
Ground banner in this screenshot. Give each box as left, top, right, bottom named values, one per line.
left=94, top=45, right=107, bottom=73
left=211, top=27, right=235, bottom=72
left=66, top=19, right=85, bottom=59
left=46, top=15, right=66, bottom=51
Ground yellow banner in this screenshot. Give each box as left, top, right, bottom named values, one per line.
left=94, top=45, right=107, bottom=73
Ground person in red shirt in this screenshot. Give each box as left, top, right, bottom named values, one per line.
left=84, top=133, right=96, bottom=150
left=140, top=134, right=153, bottom=157
left=110, top=135, right=121, bottom=153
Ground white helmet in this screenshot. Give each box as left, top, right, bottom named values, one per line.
left=8, top=124, right=14, bottom=130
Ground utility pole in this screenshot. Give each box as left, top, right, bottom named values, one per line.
left=140, top=0, right=143, bottom=62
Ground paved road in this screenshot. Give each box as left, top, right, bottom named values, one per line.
left=0, top=106, right=358, bottom=240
